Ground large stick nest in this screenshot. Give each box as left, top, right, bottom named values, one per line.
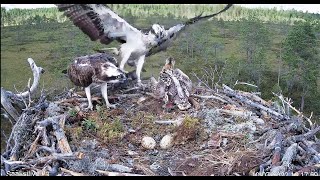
left=1, top=59, right=319, bottom=176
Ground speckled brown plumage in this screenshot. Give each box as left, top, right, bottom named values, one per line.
left=151, top=57, right=192, bottom=110
left=67, top=53, right=120, bottom=88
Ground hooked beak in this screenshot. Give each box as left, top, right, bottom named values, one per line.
left=117, top=71, right=127, bottom=83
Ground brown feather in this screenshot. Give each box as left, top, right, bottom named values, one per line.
left=56, top=4, right=139, bottom=45
left=67, top=53, right=120, bottom=87
left=57, top=4, right=104, bottom=42
left=67, top=62, right=94, bottom=87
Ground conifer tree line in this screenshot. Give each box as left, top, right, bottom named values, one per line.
left=1, top=4, right=320, bottom=27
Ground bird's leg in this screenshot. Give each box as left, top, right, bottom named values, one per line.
left=119, top=51, right=131, bottom=74
left=101, top=82, right=116, bottom=109
left=162, top=92, right=169, bottom=108
left=136, top=55, right=146, bottom=88
left=85, top=85, right=93, bottom=110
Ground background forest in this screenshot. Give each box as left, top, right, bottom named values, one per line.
left=1, top=4, right=319, bottom=118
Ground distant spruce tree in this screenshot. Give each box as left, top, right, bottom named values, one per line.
left=282, top=21, right=320, bottom=112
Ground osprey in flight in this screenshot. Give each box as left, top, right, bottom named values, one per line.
left=56, top=4, right=232, bottom=87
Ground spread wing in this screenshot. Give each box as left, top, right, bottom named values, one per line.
left=147, top=4, right=233, bottom=56
left=184, top=4, right=233, bottom=25
left=56, top=4, right=142, bottom=45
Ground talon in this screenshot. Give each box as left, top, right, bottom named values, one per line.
left=107, top=104, right=117, bottom=109
left=121, top=69, right=129, bottom=74
left=87, top=105, right=93, bottom=111
left=83, top=105, right=93, bottom=112
left=137, top=81, right=147, bottom=90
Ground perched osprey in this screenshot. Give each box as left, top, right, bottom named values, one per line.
left=151, top=57, right=193, bottom=110
left=67, top=53, right=126, bottom=110
left=56, top=4, right=232, bottom=87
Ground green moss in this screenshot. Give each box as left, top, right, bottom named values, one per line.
left=183, top=115, right=199, bottom=128
left=68, top=108, right=78, bottom=117
left=96, top=105, right=109, bottom=121
left=130, top=111, right=155, bottom=128
left=81, top=118, right=99, bottom=132
left=66, top=126, right=83, bottom=141
left=97, top=118, right=124, bottom=143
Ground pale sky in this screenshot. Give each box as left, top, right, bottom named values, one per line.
left=1, top=4, right=320, bottom=14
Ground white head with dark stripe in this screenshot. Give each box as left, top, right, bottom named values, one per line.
left=100, top=61, right=127, bottom=84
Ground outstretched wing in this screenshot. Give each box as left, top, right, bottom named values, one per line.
left=56, top=4, right=142, bottom=45
left=147, top=4, right=233, bottom=56
left=184, top=4, right=233, bottom=25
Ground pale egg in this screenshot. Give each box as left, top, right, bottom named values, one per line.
left=141, top=136, right=156, bottom=150
left=160, top=134, right=174, bottom=149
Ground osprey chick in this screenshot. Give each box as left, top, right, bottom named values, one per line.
left=151, top=57, right=192, bottom=110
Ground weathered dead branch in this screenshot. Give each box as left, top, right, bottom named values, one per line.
left=191, top=94, right=227, bottom=103
left=16, top=58, right=45, bottom=98
left=60, top=167, right=87, bottom=176
left=272, top=92, right=314, bottom=128
left=222, top=84, right=289, bottom=120
left=1, top=58, right=44, bottom=122
left=287, top=126, right=320, bottom=143
left=271, top=132, right=283, bottom=166
left=37, top=115, right=72, bottom=154
left=1, top=88, right=19, bottom=122
left=95, top=170, right=146, bottom=176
